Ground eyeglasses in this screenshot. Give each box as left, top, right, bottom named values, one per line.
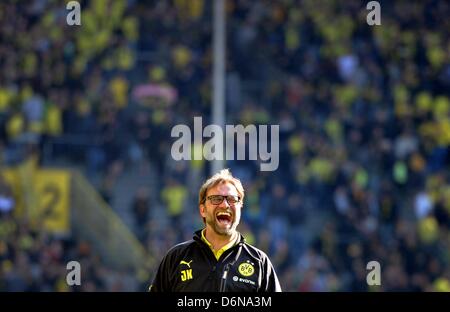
left=206, top=195, right=241, bottom=205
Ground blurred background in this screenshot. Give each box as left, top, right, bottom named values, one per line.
left=0, top=0, right=449, bottom=292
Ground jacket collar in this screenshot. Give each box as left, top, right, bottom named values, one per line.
left=193, top=228, right=246, bottom=245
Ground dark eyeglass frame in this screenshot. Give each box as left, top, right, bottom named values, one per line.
left=205, top=195, right=241, bottom=205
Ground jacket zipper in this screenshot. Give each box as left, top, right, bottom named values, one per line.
left=194, top=234, right=244, bottom=292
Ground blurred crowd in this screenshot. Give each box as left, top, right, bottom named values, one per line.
left=1, top=0, right=449, bottom=291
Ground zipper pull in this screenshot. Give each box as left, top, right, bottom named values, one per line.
left=220, top=264, right=231, bottom=292
left=222, top=269, right=228, bottom=280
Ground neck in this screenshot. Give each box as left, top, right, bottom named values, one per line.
left=204, top=227, right=236, bottom=251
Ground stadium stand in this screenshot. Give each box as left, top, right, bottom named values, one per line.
left=0, top=0, right=449, bottom=291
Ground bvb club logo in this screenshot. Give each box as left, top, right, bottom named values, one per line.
left=238, top=262, right=255, bottom=277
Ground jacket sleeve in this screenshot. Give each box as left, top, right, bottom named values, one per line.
left=261, top=253, right=282, bottom=292
left=148, top=252, right=174, bottom=292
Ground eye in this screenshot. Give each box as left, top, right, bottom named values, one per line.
left=227, top=196, right=236, bottom=203
left=210, top=195, right=223, bottom=204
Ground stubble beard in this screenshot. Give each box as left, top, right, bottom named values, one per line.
left=206, top=216, right=239, bottom=237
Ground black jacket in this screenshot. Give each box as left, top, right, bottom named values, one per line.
left=149, top=230, right=282, bottom=292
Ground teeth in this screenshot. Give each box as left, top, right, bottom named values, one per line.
left=217, top=212, right=231, bottom=217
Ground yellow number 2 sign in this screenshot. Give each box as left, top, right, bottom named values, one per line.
left=34, top=170, right=70, bottom=234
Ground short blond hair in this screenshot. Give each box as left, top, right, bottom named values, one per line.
left=198, top=169, right=245, bottom=205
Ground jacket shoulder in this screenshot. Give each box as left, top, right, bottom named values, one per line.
left=164, top=239, right=197, bottom=258
left=242, top=242, right=270, bottom=262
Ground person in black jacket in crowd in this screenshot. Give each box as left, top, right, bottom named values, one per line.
left=149, top=169, right=282, bottom=292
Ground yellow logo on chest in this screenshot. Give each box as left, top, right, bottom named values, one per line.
left=238, top=262, right=255, bottom=277
left=180, top=260, right=193, bottom=268
left=181, top=269, right=193, bottom=281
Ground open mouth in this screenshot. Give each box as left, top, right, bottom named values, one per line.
left=215, top=211, right=232, bottom=226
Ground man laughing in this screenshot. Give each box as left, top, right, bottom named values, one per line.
left=149, top=169, right=281, bottom=292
